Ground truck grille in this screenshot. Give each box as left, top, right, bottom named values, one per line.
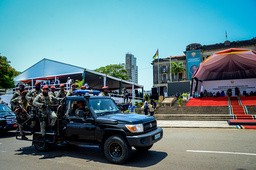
left=143, top=120, right=156, bottom=131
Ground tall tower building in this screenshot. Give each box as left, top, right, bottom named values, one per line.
left=125, top=53, right=138, bottom=84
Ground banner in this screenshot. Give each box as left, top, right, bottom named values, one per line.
left=186, top=50, right=201, bottom=80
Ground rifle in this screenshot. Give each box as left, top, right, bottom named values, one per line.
left=17, top=103, right=31, bottom=125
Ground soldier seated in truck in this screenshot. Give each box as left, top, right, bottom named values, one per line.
left=75, top=102, right=89, bottom=118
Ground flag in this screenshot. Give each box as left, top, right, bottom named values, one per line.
left=153, top=49, right=158, bottom=59
left=225, top=31, right=227, bottom=40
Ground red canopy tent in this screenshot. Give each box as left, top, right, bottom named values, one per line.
left=191, top=48, right=256, bottom=94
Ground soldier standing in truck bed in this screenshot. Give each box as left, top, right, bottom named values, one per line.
left=56, top=84, right=67, bottom=98
left=11, top=84, right=25, bottom=110
left=33, top=86, right=58, bottom=141
left=66, top=84, right=77, bottom=96
left=48, top=86, right=56, bottom=97
left=25, top=82, right=42, bottom=132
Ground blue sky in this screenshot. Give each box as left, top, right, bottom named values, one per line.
left=0, top=0, right=255, bottom=90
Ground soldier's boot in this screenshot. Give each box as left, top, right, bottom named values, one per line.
left=22, top=134, right=28, bottom=140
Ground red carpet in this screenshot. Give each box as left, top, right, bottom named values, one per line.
left=228, top=97, right=256, bottom=129
left=185, top=97, right=228, bottom=106
left=240, top=96, right=256, bottom=105
left=240, top=125, right=256, bottom=129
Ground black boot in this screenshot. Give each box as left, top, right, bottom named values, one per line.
left=22, top=135, right=28, bottom=140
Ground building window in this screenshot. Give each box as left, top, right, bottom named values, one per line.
left=163, top=74, right=167, bottom=83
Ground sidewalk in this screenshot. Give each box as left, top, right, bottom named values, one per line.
left=157, top=120, right=236, bottom=129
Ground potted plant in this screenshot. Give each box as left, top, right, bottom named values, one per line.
left=177, top=96, right=183, bottom=106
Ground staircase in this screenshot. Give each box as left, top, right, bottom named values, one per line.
left=228, top=97, right=256, bottom=129
left=136, top=103, right=231, bottom=121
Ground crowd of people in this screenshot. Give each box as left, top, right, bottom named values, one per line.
left=193, top=87, right=256, bottom=98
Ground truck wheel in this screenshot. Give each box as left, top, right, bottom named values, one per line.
left=135, top=144, right=153, bottom=152
left=104, top=135, right=131, bottom=164
left=33, top=135, right=49, bottom=152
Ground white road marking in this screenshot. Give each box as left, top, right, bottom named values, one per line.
left=187, top=150, right=256, bottom=156
left=0, top=143, right=2, bottom=144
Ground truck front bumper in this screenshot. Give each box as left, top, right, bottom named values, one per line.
left=126, top=127, right=163, bottom=147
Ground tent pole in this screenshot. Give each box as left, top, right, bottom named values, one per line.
left=142, top=87, right=144, bottom=101
left=103, top=76, right=106, bottom=87
left=83, top=69, right=86, bottom=85
left=119, top=81, right=122, bottom=96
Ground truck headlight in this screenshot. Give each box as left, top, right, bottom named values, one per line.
left=125, top=124, right=144, bottom=133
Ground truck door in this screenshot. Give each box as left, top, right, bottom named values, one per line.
left=65, top=100, right=96, bottom=142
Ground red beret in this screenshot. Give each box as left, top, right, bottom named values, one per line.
left=50, top=86, right=56, bottom=89
left=60, top=84, right=65, bottom=87
left=72, top=84, right=77, bottom=87
left=102, top=86, right=108, bottom=89
left=42, top=86, right=49, bottom=89
left=19, top=84, right=25, bottom=87
left=77, top=103, right=83, bottom=107
left=35, top=82, right=41, bottom=86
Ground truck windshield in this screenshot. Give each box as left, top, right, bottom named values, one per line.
left=89, top=98, right=120, bottom=116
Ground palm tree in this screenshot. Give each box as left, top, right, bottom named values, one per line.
left=170, top=62, right=185, bottom=81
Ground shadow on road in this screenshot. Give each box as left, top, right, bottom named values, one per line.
left=15, top=144, right=167, bottom=167
left=0, top=131, right=16, bottom=139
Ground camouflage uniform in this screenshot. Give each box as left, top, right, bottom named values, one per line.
left=11, top=94, right=29, bottom=138
left=66, top=89, right=75, bottom=96
left=11, top=90, right=22, bottom=110
left=56, top=90, right=67, bottom=98
left=99, top=92, right=110, bottom=97
left=33, top=93, right=57, bottom=137
left=26, top=89, right=42, bottom=129
left=48, top=91, right=56, bottom=97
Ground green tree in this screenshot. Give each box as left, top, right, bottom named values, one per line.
left=0, top=55, right=19, bottom=89
left=170, top=62, right=185, bottom=81
left=94, top=64, right=130, bottom=80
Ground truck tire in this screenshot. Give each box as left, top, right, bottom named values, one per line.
left=104, top=135, right=131, bottom=164
left=135, top=144, right=153, bottom=152
left=33, top=135, right=49, bottom=152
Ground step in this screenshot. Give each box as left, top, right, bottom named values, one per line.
left=154, top=114, right=231, bottom=121
left=228, top=119, right=256, bottom=125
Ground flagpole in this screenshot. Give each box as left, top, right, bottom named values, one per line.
left=158, top=49, right=160, bottom=98
left=170, top=56, right=172, bottom=82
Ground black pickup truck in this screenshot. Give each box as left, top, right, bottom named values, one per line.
left=18, top=94, right=163, bottom=164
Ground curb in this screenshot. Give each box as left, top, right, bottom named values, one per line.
left=156, top=120, right=237, bottom=129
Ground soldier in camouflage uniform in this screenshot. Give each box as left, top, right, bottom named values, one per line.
left=49, top=86, right=59, bottom=109
left=49, top=86, right=56, bottom=97
left=33, top=86, right=58, bottom=141
left=25, top=82, right=42, bottom=131
left=66, top=83, right=77, bottom=96
left=11, top=91, right=29, bottom=140
left=56, top=84, right=67, bottom=98
left=11, top=84, right=25, bottom=111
